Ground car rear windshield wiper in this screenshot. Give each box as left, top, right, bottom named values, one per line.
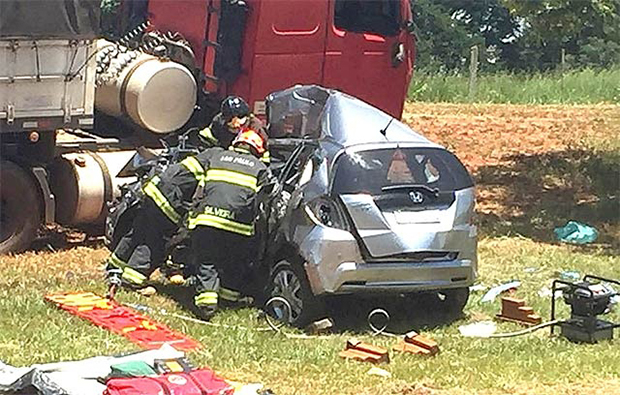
left=381, top=184, right=440, bottom=197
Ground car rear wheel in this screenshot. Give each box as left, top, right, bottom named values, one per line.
left=0, top=161, right=41, bottom=254
left=267, top=257, right=322, bottom=328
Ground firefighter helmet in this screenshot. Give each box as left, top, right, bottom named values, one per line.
left=221, top=96, right=250, bottom=122
left=232, top=129, right=266, bottom=156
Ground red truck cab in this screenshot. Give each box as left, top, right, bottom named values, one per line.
left=148, top=0, right=415, bottom=119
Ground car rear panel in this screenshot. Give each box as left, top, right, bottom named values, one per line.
left=332, top=146, right=476, bottom=260
left=339, top=189, right=476, bottom=260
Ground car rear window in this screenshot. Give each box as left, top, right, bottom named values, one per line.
left=332, top=147, right=473, bottom=195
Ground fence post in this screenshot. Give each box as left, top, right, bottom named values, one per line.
left=468, top=45, right=479, bottom=102
left=561, top=48, right=566, bottom=73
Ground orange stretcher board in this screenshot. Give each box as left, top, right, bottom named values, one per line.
left=45, top=291, right=201, bottom=351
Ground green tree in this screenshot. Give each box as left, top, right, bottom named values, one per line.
left=412, top=0, right=620, bottom=72
left=412, top=0, right=521, bottom=71
left=502, top=0, right=620, bottom=69
left=412, top=0, right=478, bottom=70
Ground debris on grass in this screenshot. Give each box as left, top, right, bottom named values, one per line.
left=469, top=284, right=487, bottom=292
left=480, top=280, right=521, bottom=303
left=306, top=318, right=334, bottom=335
left=458, top=321, right=497, bottom=338
left=554, top=221, right=598, bottom=244
left=557, top=270, right=581, bottom=281
left=366, top=367, right=392, bottom=378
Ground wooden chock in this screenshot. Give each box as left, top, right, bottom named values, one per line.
left=339, top=338, right=389, bottom=364
left=496, top=297, right=542, bottom=326
left=393, top=331, right=439, bottom=356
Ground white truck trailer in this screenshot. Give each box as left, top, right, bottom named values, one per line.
left=0, top=0, right=197, bottom=253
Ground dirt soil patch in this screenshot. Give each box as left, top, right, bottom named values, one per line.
left=402, top=103, right=619, bottom=249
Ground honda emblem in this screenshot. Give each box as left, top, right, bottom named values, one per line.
left=409, top=191, right=424, bottom=204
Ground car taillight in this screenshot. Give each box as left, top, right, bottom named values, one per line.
left=305, top=197, right=350, bottom=230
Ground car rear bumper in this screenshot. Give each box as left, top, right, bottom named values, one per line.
left=310, top=259, right=475, bottom=294
left=298, top=225, right=477, bottom=295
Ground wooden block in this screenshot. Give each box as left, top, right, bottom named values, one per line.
left=393, top=332, right=439, bottom=356
left=393, top=341, right=433, bottom=355
left=496, top=296, right=542, bottom=326
left=340, top=338, right=389, bottom=364
left=501, top=298, right=526, bottom=313
left=405, top=332, right=439, bottom=354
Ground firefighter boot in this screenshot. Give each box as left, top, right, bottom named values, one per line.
left=105, top=267, right=122, bottom=300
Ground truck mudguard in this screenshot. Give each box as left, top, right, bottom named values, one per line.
left=0, top=0, right=100, bottom=39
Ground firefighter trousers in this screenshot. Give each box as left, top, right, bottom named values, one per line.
left=190, top=226, right=253, bottom=312
left=107, top=198, right=177, bottom=287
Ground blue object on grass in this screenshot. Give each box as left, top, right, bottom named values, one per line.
left=554, top=221, right=598, bottom=244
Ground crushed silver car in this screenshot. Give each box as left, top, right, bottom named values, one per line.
left=262, top=85, right=477, bottom=326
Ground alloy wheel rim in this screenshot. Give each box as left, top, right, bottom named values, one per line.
left=272, top=267, right=303, bottom=322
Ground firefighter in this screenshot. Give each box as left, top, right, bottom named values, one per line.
left=105, top=146, right=216, bottom=296
left=196, top=95, right=271, bottom=164
left=187, top=129, right=271, bottom=319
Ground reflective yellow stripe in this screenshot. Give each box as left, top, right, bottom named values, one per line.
left=108, top=254, right=146, bottom=286
left=204, top=169, right=258, bottom=191
left=260, top=151, right=270, bottom=163
left=229, top=146, right=251, bottom=154
left=195, top=296, right=218, bottom=304
left=219, top=288, right=241, bottom=301
left=108, top=253, right=127, bottom=269
left=181, top=156, right=206, bottom=182
left=121, top=267, right=146, bottom=285
left=199, top=127, right=218, bottom=145
left=195, top=291, right=218, bottom=306
left=188, top=213, right=254, bottom=236
left=143, top=176, right=181, bottom=223
left=196, top=296, right=218, bottom=304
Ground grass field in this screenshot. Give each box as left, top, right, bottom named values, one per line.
left=408, top=68, right=620, bottom=104
left=1, top=103, right=619, bottom=394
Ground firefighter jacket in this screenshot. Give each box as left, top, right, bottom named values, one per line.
left=142, top=148, right=225, bottom=224
left=199, top=113, right=271, bottom=164
left=187, top=147, right=270, bottom=237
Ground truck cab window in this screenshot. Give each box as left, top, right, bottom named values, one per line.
left=334, top=0, right=401, bottom=37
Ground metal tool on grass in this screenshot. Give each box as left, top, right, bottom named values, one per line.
left=550, top=274, right=619, bottom=343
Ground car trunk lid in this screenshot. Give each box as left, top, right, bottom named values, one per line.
left=332, top=147, right=474, bottom=259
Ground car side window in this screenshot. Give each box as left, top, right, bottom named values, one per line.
left=334, top=0, right=401, bottom=37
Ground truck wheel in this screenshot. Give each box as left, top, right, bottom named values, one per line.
left=267, top=257, right=322, bottom=328
left=0, top=161, right=41, bottom=254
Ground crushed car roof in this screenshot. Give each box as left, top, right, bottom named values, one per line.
left=266, top=85, right=441, bottom=148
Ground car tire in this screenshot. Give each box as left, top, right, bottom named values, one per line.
left=267, top=257, right=322, bottom=328
left=0, top=161, right=41, bottom=254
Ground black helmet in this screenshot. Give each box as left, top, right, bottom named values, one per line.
left=221, top=96, right=250, bottom=122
